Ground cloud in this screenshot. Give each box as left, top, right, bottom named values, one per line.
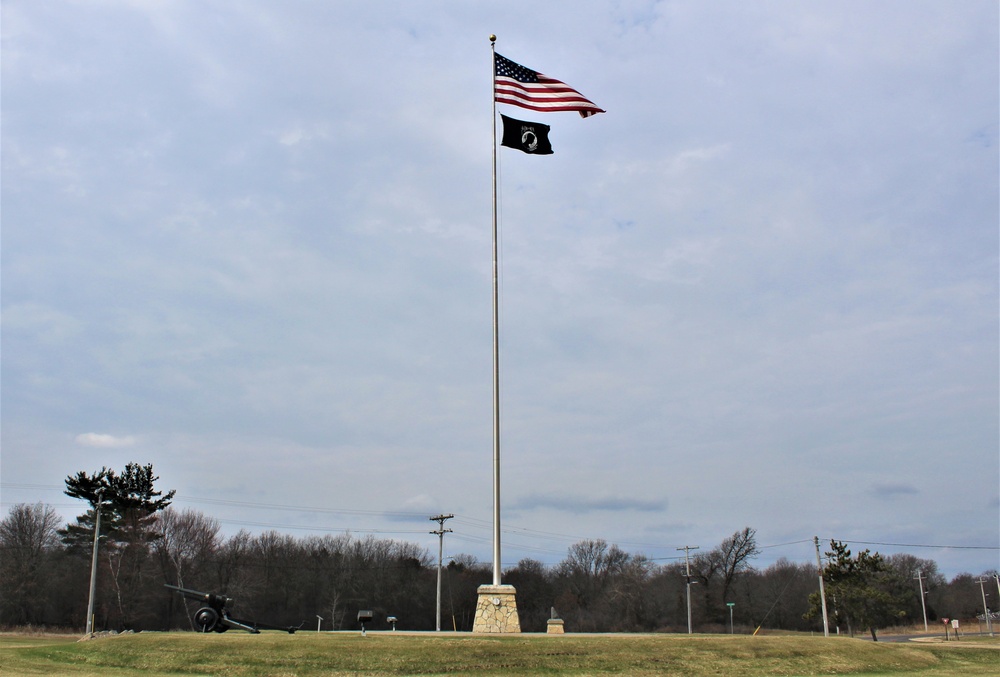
left=871, top=483, right=920, bottom=499
left=75, top=433, right=136, bottom=448
left=515, top=494, right=667, bottom=514
left=2, top=303, right=82, bottom=345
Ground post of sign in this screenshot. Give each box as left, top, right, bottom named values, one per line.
left=727, top=602, right=735, bottom=634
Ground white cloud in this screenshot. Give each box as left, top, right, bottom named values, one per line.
left=75, top=433, right=136, bottom=448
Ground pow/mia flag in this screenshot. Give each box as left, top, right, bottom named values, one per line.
left=500, top=114, right=553, bottom=155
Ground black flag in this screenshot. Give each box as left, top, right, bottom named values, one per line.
left=500, top=114, right=553, bottom=155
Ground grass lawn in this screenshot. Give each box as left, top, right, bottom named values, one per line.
left=1, top=631, right=997, bottom=676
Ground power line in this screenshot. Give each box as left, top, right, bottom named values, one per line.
left=825, top=539, right=999, bottom=551
left=760, top=539, right=813, bottom=549
left=213, top=518, right=428, bottom=535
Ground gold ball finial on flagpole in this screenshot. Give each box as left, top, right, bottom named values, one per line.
left=489, top=34, right=496, bottom=44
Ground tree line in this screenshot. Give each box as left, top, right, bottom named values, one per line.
left=1, top=464, right=996, bottom=634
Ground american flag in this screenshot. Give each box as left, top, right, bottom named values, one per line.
left=494, top=53, right=604, bottom=118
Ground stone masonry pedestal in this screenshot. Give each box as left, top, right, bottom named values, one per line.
left=473, top=584, right=521, bottom=633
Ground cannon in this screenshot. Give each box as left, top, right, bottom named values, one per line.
left=165, top=584, right=300, bottom=634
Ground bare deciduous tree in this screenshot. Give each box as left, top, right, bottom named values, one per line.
left=693, top=527, right=761, bottom=624
left=155, top=508, right=221, bottom=629
left=156, top=508, right=221, bottom=589
left=0, top=503, right=62, bottom=624
left=717, top=527, right=761, bottom=602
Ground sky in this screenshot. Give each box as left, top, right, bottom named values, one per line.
left=2, top=1, right=998, bottom=580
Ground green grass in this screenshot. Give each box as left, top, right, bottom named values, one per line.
left=1, top=631, right=997, bottom=676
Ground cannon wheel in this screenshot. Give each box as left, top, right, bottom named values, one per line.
left=194, top=607, right=221, bottom=632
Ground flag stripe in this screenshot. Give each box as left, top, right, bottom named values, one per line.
left=496, top=80, right=598, bottom=101
left=494, top=53, right=604, bottom=118
left=495, top=83, right=605, bottom=115
left=495, top=95, right=601, bottom=114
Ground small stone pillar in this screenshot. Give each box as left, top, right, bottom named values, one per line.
left=473, top=584, right=521, bottom=633
left=547, top=618, right=565, bottom=634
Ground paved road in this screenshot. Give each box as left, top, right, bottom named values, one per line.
left=865, top=632, right=997, bottom=643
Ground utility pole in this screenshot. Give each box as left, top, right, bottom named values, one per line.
left=85, top=487, right=105, bottom=636
left=814, top=537, right=829, bottom=637
left=914, top=571, right=929, bottom=632
left=677, top=545, right=699, bottom=634
left=430, top=514, right=454, bottom=632
left=975, top=577, right=994, bottom=637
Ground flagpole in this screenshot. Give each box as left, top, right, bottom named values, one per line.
left=473, top=35, right=521, bottom=632
left=489, top=33, right=502, bottom=587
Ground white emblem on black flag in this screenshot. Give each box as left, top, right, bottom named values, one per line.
left=500, top=114, right=553, bottom=155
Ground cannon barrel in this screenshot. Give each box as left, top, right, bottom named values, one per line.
left=165, top=584, right=233, bottom=609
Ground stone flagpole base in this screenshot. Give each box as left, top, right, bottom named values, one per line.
left=472, top=584, right=521, bottom=633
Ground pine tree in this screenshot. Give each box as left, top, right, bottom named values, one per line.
left=806, top=540, right=906, bottom=640
left=60, top=463, right=176, bottom=628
